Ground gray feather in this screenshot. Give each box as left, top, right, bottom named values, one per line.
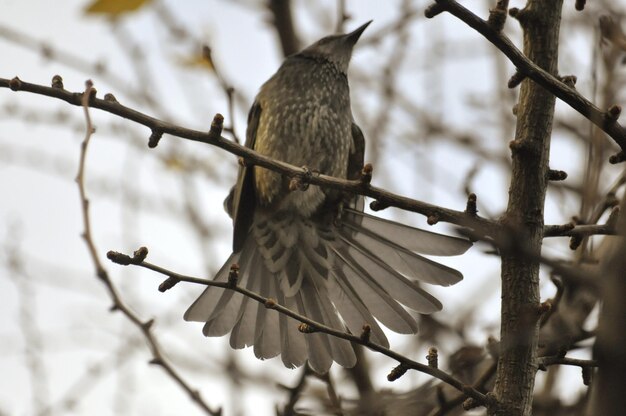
left=341, top=221, right=462, bottom=286
left=332, top=244, right=419, bottom=333
left=328, top=270, right=390, bottom=347
left=184, top=252, right=239, bottom=322
left=229, top=247, right=264, bottom=349
left=344, top=208, right=472, bottom=256
left=337, top=232, right=443, bottom=313
left=277, top=288, right=307, bottom=368
left=302, top=269, right=356, bottom=367
left=253, top=263, right=281, bottom=359
left=297, top=292, right=333, bottom=373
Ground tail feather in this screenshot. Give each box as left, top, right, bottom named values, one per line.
left=229, top=251, right=262, bottom=348
left=184, top=252, right=239, bottom=322
left=201, top=241, right=258, bottom=336
left=297, top=291, right=333, bottom=373
left=254, top=217, right=292, bottom=272
left=328, top=269, right=389, bottom=348
left=332, top=244, right=419, bottom=333
left=304, top=269, right=356, bottom=367
left=344, top=209, right=472, bottom=256
left=230, top=247, right=264, bottom=349
left=277, top=289, right=307, bottom=368
left=253, top=264, right=281, bottom=359
left=186, top=209, right=472, bottom=372
left=230, top=295, right=255, bottom=348
left=279, top=250, right=304, bottom=297
left=341, top=221, right=463, bottom=286
left=336, top=231, right=443, bottom=313
left=202, top=291, right=242, bottom=337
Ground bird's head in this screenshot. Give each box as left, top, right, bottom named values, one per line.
left=299, top=20, right=372, bottom=73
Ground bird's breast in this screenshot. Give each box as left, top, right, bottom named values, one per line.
left=253, top=88, right=352, bottom=216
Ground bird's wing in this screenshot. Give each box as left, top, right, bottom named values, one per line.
left=348, top=122, right=365, bottom=181
left=346, top=121, right=366, bottom=212
left=232, top=100, right=262, bottom=252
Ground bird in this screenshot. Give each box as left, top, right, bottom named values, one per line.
left=184, top=21, right=472, bottom=374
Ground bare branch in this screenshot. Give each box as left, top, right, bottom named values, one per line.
left=107, top=248, right=489, bottom=407
left=538, top=356, right=598, bottom=370
left=75, top=81, right=221, bottom=416
left=544, top=222, right=617, bottom=238
left=0, top=76, right=498, bottom=233
left=268, top=0, right=300, bottom=57
left=425, top=0, right=626, bottom=158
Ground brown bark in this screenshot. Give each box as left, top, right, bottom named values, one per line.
left=490, top=1, right=564, bottom=415
left=268, top=0, right=300, bottom=57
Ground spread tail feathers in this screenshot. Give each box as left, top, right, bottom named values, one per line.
left=185, top=210, right=471, bottom=373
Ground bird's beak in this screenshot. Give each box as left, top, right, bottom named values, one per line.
left=345, top=20, right=372, bottom=44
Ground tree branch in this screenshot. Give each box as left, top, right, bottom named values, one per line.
left=267, top=0, right=300, bottom=57
left=425, top=0, right=626, bottom=160
left=591, top=196, right=626, bottom=414
left=0, top=75, right=497, bottom=233
left=107, top=247, right=489, bottom=407
left=543, top=222, right=617, bottom=238
left=538, top=356, right=598, bottom=369
left=75, top=81, right=221, bottom=416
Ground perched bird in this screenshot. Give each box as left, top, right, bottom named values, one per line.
left=185, top=21, right=471, bottom=373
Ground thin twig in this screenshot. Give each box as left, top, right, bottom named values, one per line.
left=538, top=356, right=599, bottom=369
left=428, top=361, right=497, bottom=416
left=3, top=76, right=614, bottom=250
left=0, top=76, right=497, bottom=233
left=425, top=0, right=626, bottom=156
left=268, top=0, right=300, bottom=57
left=281, top=366, right=309, bottom=416
left=315, top=371, right=344, bottom=415
left=335, top=0, right=350, bottom=33
left=3, top=227, right=51, bottom=414
left=75, top=80, right=220, bottom=416
left=462, top=227, right=598, bottom=290
left=543, top=222, right=617, bottom=238
left=107, top=250, right=489, bottom=406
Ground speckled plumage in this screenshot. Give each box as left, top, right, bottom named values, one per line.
left=185, top=22, right=473, bottom=374
left=253, top=53, right=352, bottom=214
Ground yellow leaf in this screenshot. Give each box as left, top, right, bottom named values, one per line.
left=178, top=46, right=215, bottom=72
left=179, top=55, right=215, bottom=71
left=84, top=0, right=152, bottom=16
left=164, top=156, right=184, bottom=171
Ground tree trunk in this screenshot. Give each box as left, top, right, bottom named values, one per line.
left=490, top=1, right=564, bottom=415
